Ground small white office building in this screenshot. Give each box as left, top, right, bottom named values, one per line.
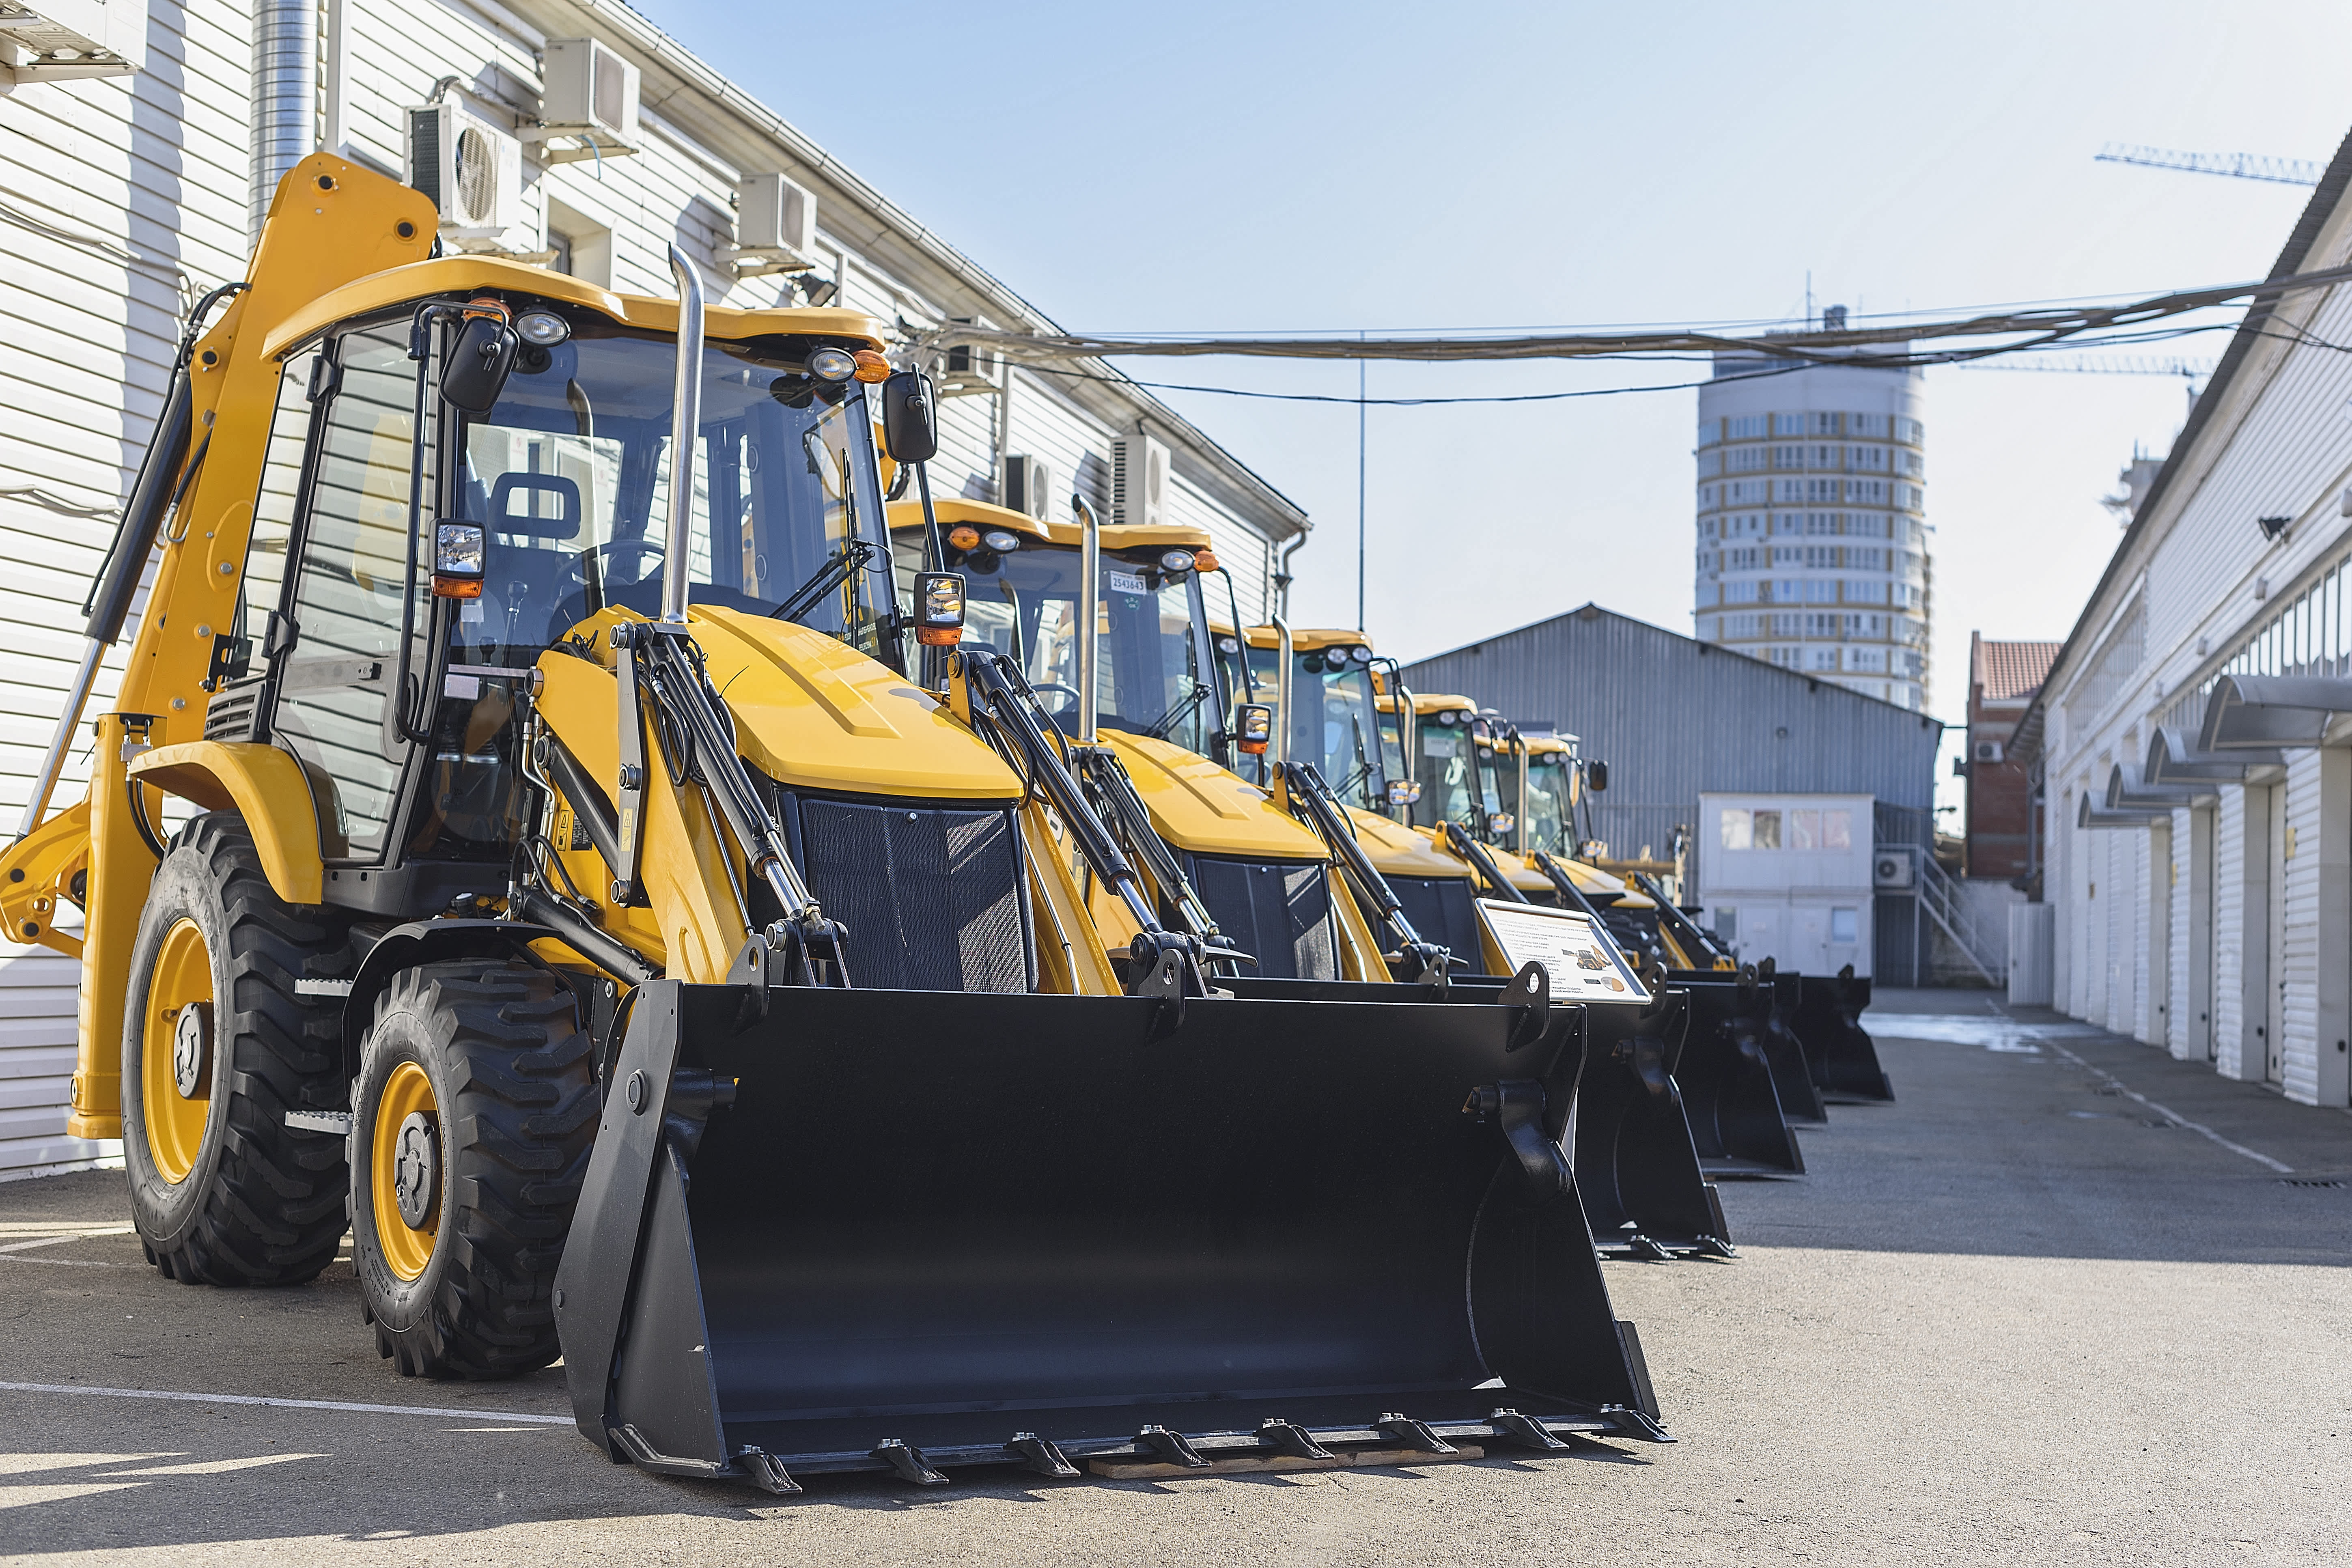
left=1696, top=793, right=1876, bottom=976
left=2013, top=124, right=2352, bottom=1111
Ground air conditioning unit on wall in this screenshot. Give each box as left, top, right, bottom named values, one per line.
left=526, top=38, right=640, bottom=163
left=1872, top=846, right=1915, bottom=890
left=1111, top=434, right=1171, bottom=530
left=0, top=0, right=145, bottom=78
left=1974, top=739, right=2005, bottom=764
left=727, top=172, right=818, bottom=277
left=1004, top=454, right=1054, bottom=520
left=405, top=100, right=523, bottom=241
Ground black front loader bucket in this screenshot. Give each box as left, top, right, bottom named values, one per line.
left=1792, top=971, right=1893, bottom=1103
left=556, top=980, right=1668, bottom=1493
left=1574, top=1002, right=1735, bottom=1260
left=1663, top=977, right=1805, bottom=1179
left=1761, top=974, right=1829, bottom=1126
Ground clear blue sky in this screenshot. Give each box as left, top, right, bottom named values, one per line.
left=649, top=0, right=2347, bottom=740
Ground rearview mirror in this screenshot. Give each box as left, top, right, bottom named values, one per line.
left=1586, top=760, right=1609, bottom=793
left=1235, top=704, right=1273, bottom=757
left=441, top=316, right=519, bottom=413
left=881, top=370, right=939, bottom=464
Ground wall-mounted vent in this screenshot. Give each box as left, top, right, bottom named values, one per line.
left=405, top=100, right=523, bottom=239
left=1111, top=434, right=1171, bottom=530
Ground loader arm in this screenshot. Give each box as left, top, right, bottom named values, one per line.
left=1275, top=760, right=1456, bottom=984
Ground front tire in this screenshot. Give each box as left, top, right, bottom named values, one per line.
left=351, top=961, right=596, bottom=1378
left=121, top=814, right=350, bottom=1286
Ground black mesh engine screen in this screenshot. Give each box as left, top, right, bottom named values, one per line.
left=1387, top=877, right=1490, bottom=976
left=794, top=799, right=1032, bottom=993
left=1189, top=856, right=1338, bottom=981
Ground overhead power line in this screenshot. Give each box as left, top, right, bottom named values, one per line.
left=2093, top=143, right=2320, bottom=186
left=927, top=263, right=2352, bottom=369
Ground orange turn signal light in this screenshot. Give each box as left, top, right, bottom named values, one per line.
left=946, top=525, right=982, bottom=551
left=852, top=349, right=892, bottom=383
left=432, top=575, right=484, bottom=600
left=916, top=625, right=964, bottom=646
left=1193, top=548, right=1220, bottom=573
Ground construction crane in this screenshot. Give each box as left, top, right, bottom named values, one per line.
left=1954, top=355, right=2216, bottom=377
left=2094, top=143, right=2320, bottom=186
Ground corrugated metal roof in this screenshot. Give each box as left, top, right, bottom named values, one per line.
left=1972, top=639, right=2060, bottom=703
left=1400, top=604, right=1943, bottom=830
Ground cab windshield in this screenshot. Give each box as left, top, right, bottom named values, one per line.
left=1523, top=754, right=1572, bottom=855
left=447, top=326, right=895, bottom=667
left=942, top=539, right=1218, bottom=752
left=1415, top=715, right=1486, bottom=831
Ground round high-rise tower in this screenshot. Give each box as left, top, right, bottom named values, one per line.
left=1692, top=321, right=1930, bottom=709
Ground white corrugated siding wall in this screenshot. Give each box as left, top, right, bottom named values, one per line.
left=2212, top=787, right=2253, bottom=1080
left=0, top=0, right=256, bottom=1177
left=2167, top=807, right=2192, bottom=1056
left=2279, top=750, right=2323, bottom=1102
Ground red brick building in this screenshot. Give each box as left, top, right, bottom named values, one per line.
left=1965, top=635, right=2059, bottom=880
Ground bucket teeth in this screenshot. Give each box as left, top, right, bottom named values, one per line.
left=871, top=1438, right=948, bottom=1486
left=1601, top=1404, right=1676, bottom=1443
left=1006, top=1433, right=1080, bottom=1478
left=1135, top=1425, right=1211, bottom=1468
left=1488, top=1409, right=1571, bottom=1452
left=737, top=1450, right=801, bottom=1495
left=1255, top=1419, right=1334, bottom=1460
left=1375, top=1413, right=1458, bottom=1454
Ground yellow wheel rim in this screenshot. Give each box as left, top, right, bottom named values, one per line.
left=141, top=918, right=214, bottom=1185
left=371, top=1061, right=441, bottom=1282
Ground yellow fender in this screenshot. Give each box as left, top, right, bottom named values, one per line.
left=126, top=741, right=324, bottom=905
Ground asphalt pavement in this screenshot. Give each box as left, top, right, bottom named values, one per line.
left=0, top=989, right=2346, bottom=1565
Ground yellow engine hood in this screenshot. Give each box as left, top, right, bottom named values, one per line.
left=1343, top=807, right=1476, bottom=880
left=1494, top=851, right=1556, bottom=896
left=1099, top=732, right=1327, bottom=859
left=545, top=607, right=1021, bottom=801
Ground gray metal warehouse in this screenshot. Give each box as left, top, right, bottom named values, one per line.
left=1402, top=603, right=1948, bottom=983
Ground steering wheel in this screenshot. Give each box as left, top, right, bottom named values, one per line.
left=1031, top=681, right=1083, bottom=711
left=570, top=539, right=666, bottom=588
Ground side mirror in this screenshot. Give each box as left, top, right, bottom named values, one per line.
left=1235, top=704, right=1273, bottom=756
left=442, top=316, right=519, bottom=414
left=1586, top=760, right=1609, bottom=792
left=1386, top=779, right=1422, bottom=807
left=913, top=571, right=965, bottom=646
left=431, top=520, right=486, bottom=599
left=881, top=370, right=939, bottom=464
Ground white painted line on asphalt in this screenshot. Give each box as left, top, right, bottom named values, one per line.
left=1869, top=1012, right=2297, bottom=1174
left=0, top=1227, right=134, bottom=1254
left=0, top=1383, right=573, bottom=1426
left=2036, top=1042, right=2296, bottom=1174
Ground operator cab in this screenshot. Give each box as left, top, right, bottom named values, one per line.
left=213, top=261, right=900, bottom=915
left=887, top=499, right=1225, bottom=755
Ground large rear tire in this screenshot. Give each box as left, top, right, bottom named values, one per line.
left=350, top=961, right=596, bottom=1378
left=121, top=814, right=351, bottom=1286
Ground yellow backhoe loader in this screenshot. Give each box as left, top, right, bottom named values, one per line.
left=0, top=156, right=1673, bottom=1492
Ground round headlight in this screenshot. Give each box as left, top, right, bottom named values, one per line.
left=808, top=347, right=857, bottom=383
left=1159, top=549, right=1196, bottom=574
left=1349, top=646, right=1373, bottom=665
left=515, top=310, right=570, bottom=346
left=982, top=529, right=1022, bottom=553
left=1217, top=636, right=1240, bottom=654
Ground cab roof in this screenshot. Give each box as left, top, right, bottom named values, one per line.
left=886, top=497, right=1211, bottom=554
left=262, top=254, right=888, bottom=362
left=1233, top=625, right=1375, bottom=655
left=1411, top=692, right=1477, bottom=718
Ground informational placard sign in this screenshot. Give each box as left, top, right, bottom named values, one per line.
left=1477, top=900, right=1652, bottom=1006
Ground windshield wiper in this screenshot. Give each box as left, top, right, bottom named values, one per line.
left=1145, top=678, right=1213, bottom=741
left=768, top=538, right=881, bottom=625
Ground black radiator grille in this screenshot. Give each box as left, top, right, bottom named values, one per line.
left=202, top=677, right=264, bottom=743
left=1386, top=877, right=1489, bottom=975
left=1188, top=856, right=1338, bottom=981
left=792, top=797, right=1031, bottom=993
